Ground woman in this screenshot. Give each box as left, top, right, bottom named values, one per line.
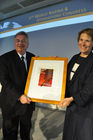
left=60, top=28, right=93, bottom=140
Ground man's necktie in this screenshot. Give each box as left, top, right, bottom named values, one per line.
left=21, top=56, right=27, bottom=82
left=21, top=56, right=27, bottom=72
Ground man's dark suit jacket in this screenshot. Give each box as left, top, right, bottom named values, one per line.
left=0, top=50, right=35, bottom=119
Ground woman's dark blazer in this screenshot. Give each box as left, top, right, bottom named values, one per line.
left=63, top=52, right=93, bottom=140
left=0, top=50, right=35, bottom=119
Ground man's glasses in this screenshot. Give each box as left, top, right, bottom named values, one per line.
left=15, top=39, right=27, bottom=43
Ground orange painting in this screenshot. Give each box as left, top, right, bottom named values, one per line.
left=38, top=69, right=53, bottom=87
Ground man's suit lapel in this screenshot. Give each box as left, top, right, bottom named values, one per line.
left=13, top=50, right=22, bottom=66
left=13, top=50, right=27, bottom=79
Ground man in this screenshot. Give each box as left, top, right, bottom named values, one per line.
left=0, top=31, right=35, bottom=140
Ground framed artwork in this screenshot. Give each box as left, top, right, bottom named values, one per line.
left=24, top=57, right=68, bottom=105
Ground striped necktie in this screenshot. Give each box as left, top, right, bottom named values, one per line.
left=21, top=56, right=26, bottom=71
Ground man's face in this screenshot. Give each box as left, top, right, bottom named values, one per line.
left=15, top=35, right=28, bottom=55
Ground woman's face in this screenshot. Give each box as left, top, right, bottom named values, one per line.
left=78, top=33, right=93, bottom=57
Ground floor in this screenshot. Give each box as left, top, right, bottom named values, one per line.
left=0, top=106, right=66, bottom=140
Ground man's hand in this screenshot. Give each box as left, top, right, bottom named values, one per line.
left=19, top=94, right=31, bottom=104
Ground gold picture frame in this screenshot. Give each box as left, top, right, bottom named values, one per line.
left=24, top=57, right=67, bottom=105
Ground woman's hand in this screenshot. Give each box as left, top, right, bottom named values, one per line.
left=59, top=97, right=74, bottom=107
